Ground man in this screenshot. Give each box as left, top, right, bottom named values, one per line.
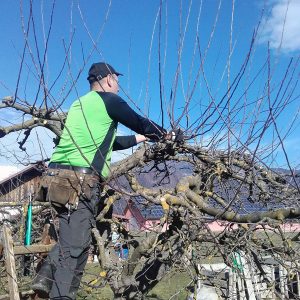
left=32, top=62, right=170, bottom=299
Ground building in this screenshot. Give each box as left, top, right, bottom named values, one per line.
left=0, top=163, right=44, bottom=203
left=0, top=164, right=165, bottom=231
left=113, top=197, right=165, bottom=231
left=1, top=162, right=299, bottom=233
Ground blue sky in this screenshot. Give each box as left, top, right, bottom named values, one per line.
left=0, top=0, right=300, bottom=176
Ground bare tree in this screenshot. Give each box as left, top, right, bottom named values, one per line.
left=1, top=1, right=300, bottom=299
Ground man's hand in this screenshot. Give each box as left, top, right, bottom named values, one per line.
left=135, top=134, right=149, bottom=144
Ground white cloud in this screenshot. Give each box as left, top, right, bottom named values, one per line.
left=260, top=0, right=300, bottom=53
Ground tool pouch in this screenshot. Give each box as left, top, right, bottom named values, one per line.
left=48, top=175, right=81, bottom=208
left=34, top=169, right=99, bottom=209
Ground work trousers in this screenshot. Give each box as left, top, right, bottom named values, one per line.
left=47, top=182, right=101, bottom=300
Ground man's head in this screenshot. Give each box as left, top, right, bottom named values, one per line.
left=87, top=62, right=122, bottom=94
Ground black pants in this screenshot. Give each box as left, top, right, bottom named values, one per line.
left=47, top=184, right=100, bottom=299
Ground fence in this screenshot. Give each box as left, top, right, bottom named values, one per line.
left=198, top=252, right=300, bottom=299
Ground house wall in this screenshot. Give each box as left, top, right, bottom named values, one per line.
left=206, top=220, right=300, bottom=232
left=0, top=170, right=41, bottom=203
left=141, top=220, right=167, bottom=232
left=124, top=203, right=146, bottom=230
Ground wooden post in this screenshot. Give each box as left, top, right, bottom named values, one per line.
left=14, top=244, right=53, bottom=255
left=279, top=264, right=286, bottom=299
left=297, top=272, right=300, bottom=298
left=239, top=252, right=256, bottom=300
left=2, top=225, right=20, bottom=300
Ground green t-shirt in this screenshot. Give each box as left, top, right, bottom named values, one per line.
left=51, top=91, right=165, bottom=178
left=51, top=91, right=116, bottom=178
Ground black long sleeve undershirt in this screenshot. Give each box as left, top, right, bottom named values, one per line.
left=98, top=92, right=166, bottom=143
left=112, top=135, right=137, bottom=151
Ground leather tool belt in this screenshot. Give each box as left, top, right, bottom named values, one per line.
left=35, top=165, right=100, bottom=209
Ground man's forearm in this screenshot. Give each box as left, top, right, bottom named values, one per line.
left=112, top=135, right=150, bottom=151
left=112, top=135, right=137, bottom=151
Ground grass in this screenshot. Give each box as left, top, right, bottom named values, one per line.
left=77, top=263, right=192, bottom=300
left=147, top=270, right=192, bottom=300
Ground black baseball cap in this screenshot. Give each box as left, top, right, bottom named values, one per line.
left=87, top=62, right=122, bottom=82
